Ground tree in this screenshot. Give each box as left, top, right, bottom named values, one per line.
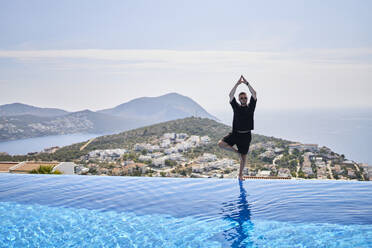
left=165, top=159, right=177, bottom=167
left=180, top=169, right=187, bottom=176
left=299, top=156, right=304, bottom=165
left=298, top=170, right=305, bottom=178
left=292, top=148, right=300, bottom=157
left=289, top=160, right=297, bottom=168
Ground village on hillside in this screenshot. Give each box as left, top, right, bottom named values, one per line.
left=1, top=131, right=370, bottom=181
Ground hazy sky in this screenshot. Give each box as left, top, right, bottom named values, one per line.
left=0, top=0, right=371, bottom=117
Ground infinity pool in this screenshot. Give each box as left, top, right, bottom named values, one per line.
left=0, top=174, right=371, bottom=247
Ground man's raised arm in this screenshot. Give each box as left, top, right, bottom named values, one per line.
left=229, top=76, right=243, bottom=102
left=242, top=75, right=257, bottom=100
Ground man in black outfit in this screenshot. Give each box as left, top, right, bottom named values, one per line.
left=218, top=75, right=257, bottom=181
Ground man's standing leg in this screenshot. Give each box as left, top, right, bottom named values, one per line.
left=238, top=132, right=252, bottom=180
left=238, top=153, right=247, bottom=180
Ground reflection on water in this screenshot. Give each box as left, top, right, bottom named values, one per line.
left=212, top=181, right=253, bottom=247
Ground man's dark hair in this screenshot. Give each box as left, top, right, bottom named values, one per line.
left=239, top=92, right=247, bottom=97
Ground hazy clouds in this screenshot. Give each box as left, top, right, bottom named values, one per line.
left=0, top=0, right=371, bottom=117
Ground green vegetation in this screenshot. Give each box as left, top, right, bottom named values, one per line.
left=165, top=159, right=177, bottom=167
left=122, top=152, right=140, bottom=162
left=298, top=169, right=305, bottom=178
left=171, top=166, right=192, bottom=176
left=30, top=165, right=62, bottom=174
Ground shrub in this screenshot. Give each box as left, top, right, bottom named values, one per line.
left=30, top=165, right=62, bottom=174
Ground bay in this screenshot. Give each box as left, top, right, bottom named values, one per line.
left=0, top=133, right=108, bottom=155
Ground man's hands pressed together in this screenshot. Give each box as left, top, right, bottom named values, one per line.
left=229, top=75, right=257, bottom=102
left=240, top=75, right=257, bottom=101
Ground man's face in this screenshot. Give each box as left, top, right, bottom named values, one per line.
left=239, top=94, right=248, bottom=105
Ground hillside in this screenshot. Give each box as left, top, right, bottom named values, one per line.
left=0, top=116, right=366, bottom=180
left=1, top=116, right=290, bottom=163
left=0, top=110, right=138, bottom=141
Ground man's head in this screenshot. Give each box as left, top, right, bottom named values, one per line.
left=238, top=92, right=248, bottom=106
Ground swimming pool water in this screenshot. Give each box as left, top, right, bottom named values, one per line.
left=0, top=174, right=371, bottom=247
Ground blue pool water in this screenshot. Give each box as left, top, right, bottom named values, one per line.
left=0, top=174, right=371, bottom=247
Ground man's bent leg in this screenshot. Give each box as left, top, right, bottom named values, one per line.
left=218, top=140, right=238, bottom=154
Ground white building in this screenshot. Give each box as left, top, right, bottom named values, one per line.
left=153, top=157, right=167, bottom=167
left=151, top=152, right=163, bottom=158
left=168, top=153, right=184, bottom=161
left=188, top=135, right=200, bottom=143
left=160, top=139, right=171, bottom=148
left=200, top=136, right=211, bottom=144
left=302, top=166, right=314, bottom=176
left=52, top=162, right=76, bottom=175
left=257, top=170, right=271, bottom=177
left=148, top=145, right=160, bottom=152
left=75, top=165, right=89, bottom=174
left=88, top=149, right=127, bottom=161
left=181, top=142, right=192, bottom=151
left=207, top=158, right=235, bottom=169
left=274, top=148, right=284, bottom=153
left=175, top=138, right=185, bottom=143
left=343, top=160, right=355, bottom=165
left=134, top=143, right=156, bottom=152
left=163, top=133, right=176, bottom=139
left=138, top=155, right=152, bottom=161
left=258, top=150, right=276, bottom=158
left=175, top=143, right=186, bottom=152
left=134, top=143, right=147, bottom=151
left=315, top=157, right=323, bottom=162
left=197, top=153, right=217, bottom=162
left=164, top=147, right=177, bottom=155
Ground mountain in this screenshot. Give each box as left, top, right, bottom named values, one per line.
left=0, top=103, right=69, bottom=117
left=0, top=93, right=219, bottom=141
left=97, top=92, right=219, bottom=124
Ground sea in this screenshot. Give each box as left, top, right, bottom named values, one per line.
left=217, top=107, right=372, bottom=165
left=0, top=108, right=371, bottom=165
left=0, top=133, right=106, bottom=155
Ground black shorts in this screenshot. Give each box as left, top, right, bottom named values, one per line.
left=222, top=131, right=252, bottom=155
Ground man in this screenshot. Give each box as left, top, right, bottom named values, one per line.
left=218, top=75, right=257, bottom=181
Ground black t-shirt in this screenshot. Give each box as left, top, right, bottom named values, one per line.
left=230, top=96, right=257, bottom=131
